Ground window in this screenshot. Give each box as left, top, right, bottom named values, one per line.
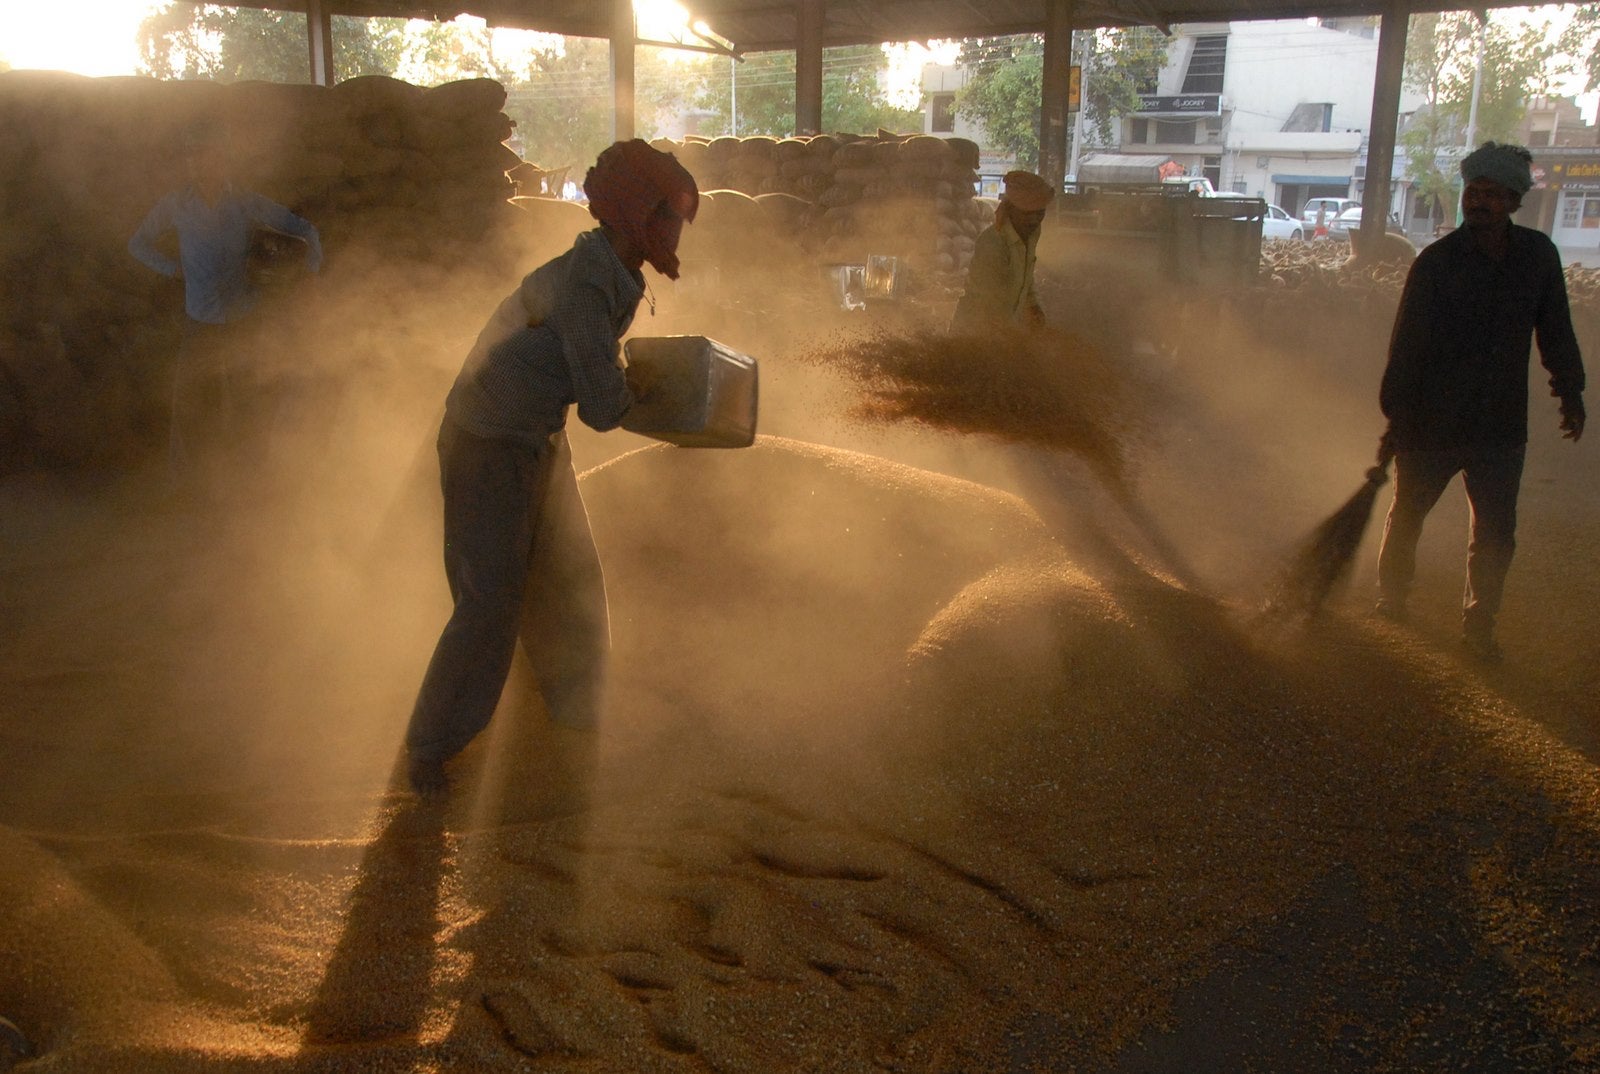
left=931, top=94, right=956, bottom=134
left=1182, top=34, right=1228, bottom=94
left=1130, top=117, right=1149, bottom=143
left=1156, top=119, right=1195, bottom=144
left=1203, top=155, right=1222, bottom=189
left=1527, top=130, right=1551, bottom=147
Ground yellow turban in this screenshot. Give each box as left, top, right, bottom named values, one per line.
left=1001, top=170, right=1055, bottom=212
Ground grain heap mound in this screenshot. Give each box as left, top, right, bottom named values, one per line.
left=1253, top=238, right=1600, bottom=359
left=0, top=71, right=533, bottom=473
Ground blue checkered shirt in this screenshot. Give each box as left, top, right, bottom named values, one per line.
left=446, top=229, right=642, bottom=445
left=128, top=182, right=322, bottom=324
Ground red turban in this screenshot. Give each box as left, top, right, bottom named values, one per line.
left=584, top=139, right=699, bottom=279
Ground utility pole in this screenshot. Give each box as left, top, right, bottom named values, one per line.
left=1068, top=31, right=1091, bottom=182
left=1456, top=10, right=1488, bottom=224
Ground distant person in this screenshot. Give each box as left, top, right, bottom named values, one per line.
left=951, top=170, right=1054, bottom=331
left=405, top=139, right=698, bottom=799
left=1374, top=141, right=1585, bottom=663
left=128, top=120, right=322, bottom=486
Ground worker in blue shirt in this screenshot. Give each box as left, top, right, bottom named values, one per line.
left=129, top=120, right=322, bottom=487
left=406, top=139, right=699, bottom=799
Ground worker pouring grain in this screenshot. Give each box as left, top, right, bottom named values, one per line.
left=405, top=139, right=698, bottom=799
left=951, top=170, right=1055, bottom=331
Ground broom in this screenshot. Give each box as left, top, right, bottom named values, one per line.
left=1263, top=451, right=1392, bottom=620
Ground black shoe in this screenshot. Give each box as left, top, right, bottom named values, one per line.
left=407, top=754, right=448, bottom=800
left=1461, top=633, right=1503, bottom=665
left=1373, top=598, right=1408, bottom=624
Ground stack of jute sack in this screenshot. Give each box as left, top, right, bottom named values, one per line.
left=652, top=132, right=990, bottom=283
left=0, top=70, right=527, bottom=471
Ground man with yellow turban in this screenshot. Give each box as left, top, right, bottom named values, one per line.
left=1375, top=141, right=1585, bottom=663
left=952, top=169, right=1055, bottom=330
left=406, top=140, right=698, bottom=797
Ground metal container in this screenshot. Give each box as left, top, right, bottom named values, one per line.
left=621, top=335, right=758, bottom=448
left=823, top=263, right=866, bottom=310
left=865, top=254, right=901, bottom=299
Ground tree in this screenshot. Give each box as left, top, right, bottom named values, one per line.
left=137, top=4, right=406, bottom=82
left=954, top=29, right=1167, bottom=170
left=502, top=36, right=621, bottom=172
left=691, top=45, right=924, bottom=137
left=1557, top=5, right=1599, bottom=97
left=1400, top=10, right=1562, bottom=215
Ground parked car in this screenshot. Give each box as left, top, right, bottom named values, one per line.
left=1260, top=203, right=1305, bottom=241
left=1327, top=205, right=1404, bottom=242
left=1301, top=196, right=1359, bottom=236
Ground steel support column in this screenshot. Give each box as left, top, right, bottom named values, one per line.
left=306, top=0, right=335, bottom=86
left=1359, top=0, right=1409, bottom=252
left=795, top=0, right=825, bottom=136
left=610, top=0, right=636, bottom=142
left=1040, top=0, right=1074, bottom=191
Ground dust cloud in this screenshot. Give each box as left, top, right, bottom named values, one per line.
left=7, top=93, right=1600, bottom=1069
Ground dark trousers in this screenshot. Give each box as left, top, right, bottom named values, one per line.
left=169, top=319, right=243, bottom=483
left=1376, top=446, right=1525, bottom=636
left=406, top=419, right=611, bottom=764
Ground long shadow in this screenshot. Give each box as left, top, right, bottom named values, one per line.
left=296, top=663, right=599, bottom=1060
left=300, top=780, right=447, bottom=1048
left=433, top=660, right=600, bottom=1058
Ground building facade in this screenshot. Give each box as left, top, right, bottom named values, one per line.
left=1110, top=18, right=1427, bottom=220
left=922, top=19, right=1597, bottom=255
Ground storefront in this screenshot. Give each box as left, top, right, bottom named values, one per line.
left=1536, top=148, right=1600, bottom=257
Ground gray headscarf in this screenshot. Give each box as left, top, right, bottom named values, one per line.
left=1459, top=141, right=1534, bottom=195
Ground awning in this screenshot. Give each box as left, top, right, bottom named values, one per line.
left=1077, top=154, right=1182, bottom=184
left=1271, top=174, right=1352, bottom=185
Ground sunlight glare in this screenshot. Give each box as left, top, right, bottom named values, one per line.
left=634, top=0, right=694, bottom=44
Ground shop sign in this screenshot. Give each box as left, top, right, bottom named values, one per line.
left=1135, top=94, right=1222, bottom=117
left=1536, top=149, right=1600, bottom=192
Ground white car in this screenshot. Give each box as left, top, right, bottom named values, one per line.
left=1328, top=205, right=1404, bottom=242
left=1260, top=203, right=1305, bottom=241
left=1301, top=196, right=1359, bottom=234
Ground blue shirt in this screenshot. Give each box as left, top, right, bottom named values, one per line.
left=128, top=183, right=323, bottom=324
left=445, top=229, right=640, bottom=446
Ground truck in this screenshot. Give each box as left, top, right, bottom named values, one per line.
left=1048, top=178, right=1265, bottom=287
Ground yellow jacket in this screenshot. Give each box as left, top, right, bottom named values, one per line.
left=951, top=217, right=1042, bottom=329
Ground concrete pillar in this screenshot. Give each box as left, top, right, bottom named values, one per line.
left=610, top=0, right=636, bottom=141
left=1039, top=0, right=1075, bottom=190
left=1359, top=0, right=1410, bottom=252
left=796, top=0, right=825, bottom=135
left=306, top=0, right=334, bottom=86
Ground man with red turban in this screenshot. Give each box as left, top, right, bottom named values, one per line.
left=406, top=140, right=698, bottom=797
left=952, top=169, right=1055, bottom=330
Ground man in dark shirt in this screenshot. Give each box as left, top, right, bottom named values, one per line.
left=1375, top=141, right=1585, bottom=663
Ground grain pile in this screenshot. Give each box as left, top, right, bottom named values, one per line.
left=653, top=132, right=991, bottom=282
left=0, top=71, right=531, bottom=474
left=1245, top=238, right=1600, bottom=360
